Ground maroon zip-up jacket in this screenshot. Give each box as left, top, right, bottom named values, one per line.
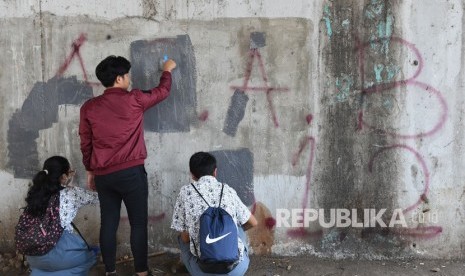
left=79, top=71, right=172, bottom=175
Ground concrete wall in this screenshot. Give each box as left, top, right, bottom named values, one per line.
left=0, top=0, right=464, bottom=259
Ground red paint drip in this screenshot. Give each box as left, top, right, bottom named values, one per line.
left=291, top=136, right=316, bottom=210
left=305, top=114, right=313, bottom=125
left=198, top=110, right=209, bottom=121
left=264, top=217, right=276, bottom=230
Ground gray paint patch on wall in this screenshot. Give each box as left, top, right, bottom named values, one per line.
left=210, top=148, right=254, bottom=206
left=130, top=35, right=197, bottom=133
left=7, top=77, right=93, bottom=178
left=223, top=90, right=249, bottom=137
left=250, top=32, right=266, bottom=49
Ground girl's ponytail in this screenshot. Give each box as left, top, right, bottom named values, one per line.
left=24, top=156, right=70, bottom=217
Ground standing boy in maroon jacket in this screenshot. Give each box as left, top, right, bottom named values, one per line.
left=79, top=55, right=176, bottom=276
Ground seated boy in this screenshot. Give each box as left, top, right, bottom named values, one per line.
left=171, top=152, right=258, bottom=276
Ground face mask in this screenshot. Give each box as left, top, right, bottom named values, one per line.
left=62, top=170, right=75, bottom=187
left=62, top=176, right=73, bottom=186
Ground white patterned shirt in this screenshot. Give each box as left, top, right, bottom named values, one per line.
left=171, top=176, right=251, bottom=260
left=59, top=186, right=99, bottom=232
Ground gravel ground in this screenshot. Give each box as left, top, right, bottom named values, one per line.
left=3, top=251, right=464, bottom=276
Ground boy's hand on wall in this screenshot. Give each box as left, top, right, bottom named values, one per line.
left=163, top=59, right=177, bottom=72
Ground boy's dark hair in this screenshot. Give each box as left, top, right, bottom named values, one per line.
left=190, top=152, right=217, bottom=180
left=95, top=55, right=131, bottom=87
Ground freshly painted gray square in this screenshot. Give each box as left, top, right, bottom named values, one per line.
left=210, top=148, right=254, bottom=206
left=130, top=35, right=197, bottom=133
left=250, top=32, right=266, bottom=49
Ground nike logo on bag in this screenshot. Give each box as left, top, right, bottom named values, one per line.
left=205, top=232, right=231, bottom=244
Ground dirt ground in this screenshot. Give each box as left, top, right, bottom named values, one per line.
left=5, top=252, right=465, bottom=276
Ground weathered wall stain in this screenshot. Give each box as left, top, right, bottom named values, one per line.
left=314, top=0, right=447, bottom=249
left=368, top=144, right=443, bottom=238
left=310, top=0, right=447, bottom=255
left=318, top=0, right=377, bottom=228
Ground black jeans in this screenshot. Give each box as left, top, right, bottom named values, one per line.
left=95, top=165, right=148, bottom=273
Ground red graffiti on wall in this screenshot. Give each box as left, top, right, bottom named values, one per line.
left=368, top=144, right=442, bottom=238
left=355, top=36, right=446, bottom=239
left=250, top=202, right=276, bottom=230
left=306, top=114, right=313, bottom=125
left=231, top=48, right=289, bottom=127
left=355, top=37, right=448, bottom=139
left=287, top=116, right=323, bottom=238
left=56, top=33, right=100, bottom=87
left=291, top=136, right=316, bottom=211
